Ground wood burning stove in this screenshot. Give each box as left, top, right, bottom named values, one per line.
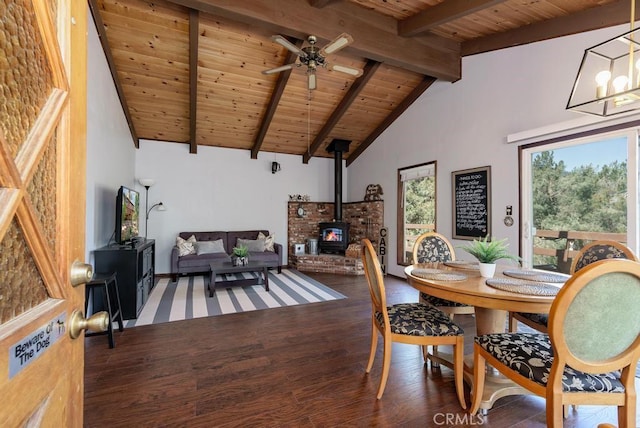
left=318, top=222, right=350, bottom=254
left=318, top=139, right=351, bottom=254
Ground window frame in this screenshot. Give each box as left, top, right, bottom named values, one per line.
left=396, top=161, right=437, bottom=266
left=519, top=127, right=639, bottom=269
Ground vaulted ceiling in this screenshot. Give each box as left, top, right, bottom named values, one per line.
left=89, top=0, right=633, bottom=165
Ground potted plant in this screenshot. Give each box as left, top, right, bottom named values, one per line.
left=459, top=236, right=520, bottom=278
left=231, top=245, right=250, bottom=266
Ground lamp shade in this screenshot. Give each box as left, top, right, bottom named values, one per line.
left=567, top=27, right=640, bottom=116
left=138, top=178, right=155, bottom=187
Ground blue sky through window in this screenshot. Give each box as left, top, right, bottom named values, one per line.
left=547, top=137, right=627, bottom=171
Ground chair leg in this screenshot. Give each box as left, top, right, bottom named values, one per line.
left=376, top=336, right=392, bottom=399
left=470, top=348, right=487, bottom=415
left=453, top=337, right=466, bottom=410
left=508, top=312, right=518, bottom=332
left=546, top=390, right=564, bottom=428
left=102, top=283, right=115, bottom=349
left=365, top=322, right=378, bottom=373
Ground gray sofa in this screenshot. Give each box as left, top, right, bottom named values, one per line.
left=171, top=230, right=282, bottom=281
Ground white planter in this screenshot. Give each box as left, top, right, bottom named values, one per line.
left=479, top=262, right=496, bottom=278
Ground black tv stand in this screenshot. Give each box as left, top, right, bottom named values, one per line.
left=94, top=239, right=155, bottom=320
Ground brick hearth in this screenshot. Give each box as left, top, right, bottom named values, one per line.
left=289, top=254, right=363, bottom=275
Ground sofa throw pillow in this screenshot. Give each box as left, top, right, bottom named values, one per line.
left=176, top=235, right=197, bottom=256
left=195, top=239, right=226, bottom=255
left=237, top=238, right=266, bottom=252
left=257, top=232, right=275, bottom=252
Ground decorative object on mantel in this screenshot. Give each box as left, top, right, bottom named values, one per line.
left=345, top=243, right=361, bottom=258
left=289, top=194, right=310, bottom=202
left=296, top=203, right=305, bottom=217
left=459, top=235, right=520, bottom=278
left=567, top=0, right=640, bottom=116
left=231, top=245, right=249, bottom=266
left=364, top=184, right=383, bottom=201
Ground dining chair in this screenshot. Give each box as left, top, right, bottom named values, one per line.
left=509, top=240, right=637, bottom=333
left=411, top=232, right=475, bottom=318
left=470, top=259, right=640, bottom=427
left=361, top=239, right=466, bottom=408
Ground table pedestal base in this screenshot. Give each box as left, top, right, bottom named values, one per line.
left=427, top=349, right=535, bottom=412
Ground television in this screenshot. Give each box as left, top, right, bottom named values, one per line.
left=115, top=185, right=140, bottom=244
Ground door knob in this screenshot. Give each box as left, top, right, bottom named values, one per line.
left=68, top=310, right=108, bottom=339
left=70, top=260, right=93, bottom=286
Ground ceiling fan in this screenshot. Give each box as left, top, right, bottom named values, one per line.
left=262, top=33, right=363, bottom=90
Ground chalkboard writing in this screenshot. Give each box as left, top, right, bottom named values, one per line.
left=452, top=166, right=491, bottom=240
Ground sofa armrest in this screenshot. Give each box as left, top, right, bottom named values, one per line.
left=171, top=246, right=180, bottom=275
left=273, top=242, right=283, bottom=272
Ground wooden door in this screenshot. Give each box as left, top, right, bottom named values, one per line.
left=0, top=1, right=88, bottom=425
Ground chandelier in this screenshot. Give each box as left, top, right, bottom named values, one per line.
left=567, top=0, right=640, bottom=116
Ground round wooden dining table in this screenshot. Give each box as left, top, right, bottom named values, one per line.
left=404, top=262, right=569, bottom=412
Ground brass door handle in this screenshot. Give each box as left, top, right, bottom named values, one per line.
left=70, top=260, right=93, bottom=286
left=68, top=310, right=108, bottom=339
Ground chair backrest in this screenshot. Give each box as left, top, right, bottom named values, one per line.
left=548, top=259, right=640, bottom=377
left=361, top=239, right=388, bottom=323
left=411, top=232, right=456, bottom=264
left=570, top=240, right=637, bottom=274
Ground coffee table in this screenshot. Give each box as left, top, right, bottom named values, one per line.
left=208, top=260, right=276, bottom=297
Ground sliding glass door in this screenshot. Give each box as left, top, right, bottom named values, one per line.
left=520, top=130, right=638, bottom=272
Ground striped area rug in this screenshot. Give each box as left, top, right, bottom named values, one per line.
left=123, top=269, right=346, bottom=328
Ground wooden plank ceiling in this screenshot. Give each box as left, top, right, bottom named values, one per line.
left=89, top=0, right=631, bottom=165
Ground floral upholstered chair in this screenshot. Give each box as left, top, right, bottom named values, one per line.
left=361, top=239, right=466, bottom=408
left=412, top=232, right=475, bottom=318
left=510, top=240, right=637, bottom=333
left=471, top=259, right=640, bottom=427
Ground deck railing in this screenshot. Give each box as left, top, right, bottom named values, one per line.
left=533, top=229, right=627, bottom=273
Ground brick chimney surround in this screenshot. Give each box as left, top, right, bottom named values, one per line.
left=287, top=200, right=384, bottom=275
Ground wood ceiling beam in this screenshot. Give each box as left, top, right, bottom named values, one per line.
left=462, top=0, right=638, bottom=56
left=303, top=60, right=380, bottom=164
left=251, top=38, right=303, bottom=159
left=346, top=76, right=436, bottom=167
left=309, top=0, right=342, bottom=8
left=189, top=9, right=199, bottom=154
left=399, top=0, right=507, bottom=37
left=167, top=0, right=461, bottom=81
left=88, top=0, right=140, bottom=148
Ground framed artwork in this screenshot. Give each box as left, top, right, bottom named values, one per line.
left=452, top=166, right=491, bottom=240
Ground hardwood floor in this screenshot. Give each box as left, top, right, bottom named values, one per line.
left=84, top=272, right=631, bottom=427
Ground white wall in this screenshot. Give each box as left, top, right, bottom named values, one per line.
left=347, top=25, right=629, bottom=277
left=85, top=7, right=137, bottom=265
left=134, top=141, right=340, bottom=273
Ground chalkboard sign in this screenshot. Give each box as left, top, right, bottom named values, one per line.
left=452, top=166, right=491, bottom=240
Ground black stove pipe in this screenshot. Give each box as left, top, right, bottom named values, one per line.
left=326, top=139, right=351, bottom=222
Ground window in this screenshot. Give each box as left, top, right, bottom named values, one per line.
left=520, top=130, right=638, bottom=272
left=397, top=161, right=437, bottom=265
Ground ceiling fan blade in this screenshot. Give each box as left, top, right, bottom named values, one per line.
left=319, top=33, right=354, bottom=56
left=271, top=35, right=307, bottom=58
left=308, top=71, right=317, bottom=90
left=262, top=63, right=296, bottom=75
left=329, top=63, right=363, bottom=77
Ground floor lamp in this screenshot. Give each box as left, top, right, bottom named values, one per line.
left=138, top=178, right=165, bottom=239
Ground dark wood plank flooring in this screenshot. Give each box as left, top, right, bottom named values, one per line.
left=84, top=272, right=631, bottom=427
